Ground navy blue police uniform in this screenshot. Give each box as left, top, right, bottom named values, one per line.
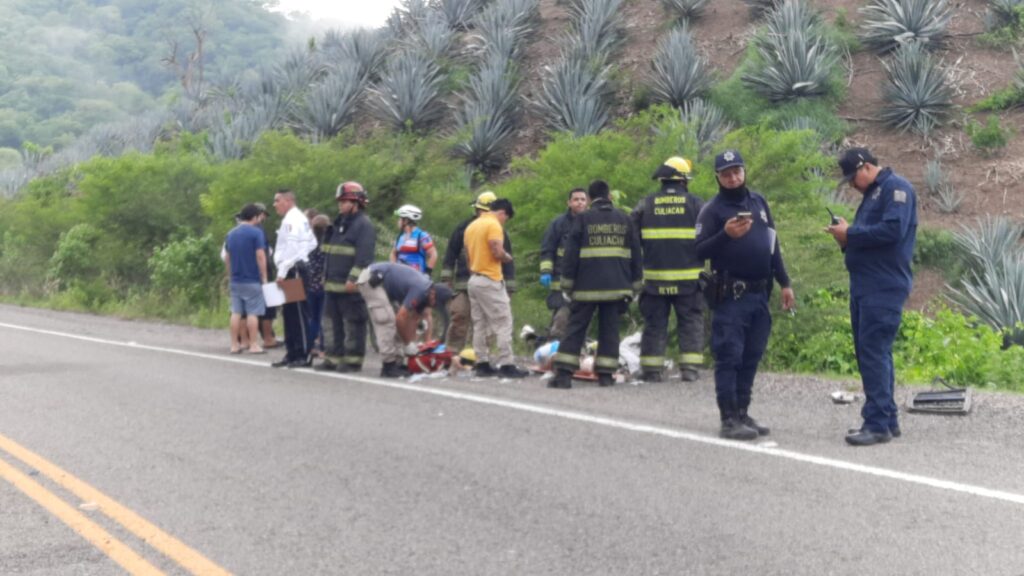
left=695, top=151, right=790, bottom=434
left=841, top=150, right=917, bottom=441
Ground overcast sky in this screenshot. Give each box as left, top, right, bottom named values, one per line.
left=273, top=0, right=402, bottom=29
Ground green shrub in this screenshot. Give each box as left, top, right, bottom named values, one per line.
left=914, top=226, right=964, bottom=280
left=149, top=233, right=224, bottom=307
left=966, top=115, right=1011, bottom=155
left=968, top=86, right=1024, bottom=113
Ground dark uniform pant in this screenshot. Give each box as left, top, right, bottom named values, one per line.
left=851, top=293, right=903, bottom=434
left=282, top=266, right=311, bottom=362
left=546, top=291, right=570, bottom=341
left=322, top=291, right=368, bottom=368
left=711, top=291, right=771, bottom=420
left=639, top=287, right=704, bottom=373
left=553, top=300, right=625, bottom=375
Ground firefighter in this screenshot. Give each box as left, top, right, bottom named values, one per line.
left=440, top=191, right=516, bottom=353
left=631, top=156, right=706, bottom=383
left=550, top=180, right=643, bottom=389
left=539, top=188, right=589, bottom=340
left=314, top=181, right=375, bottom=373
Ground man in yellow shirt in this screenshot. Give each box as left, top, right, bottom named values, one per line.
left=464, top=198, right=529, bottom=378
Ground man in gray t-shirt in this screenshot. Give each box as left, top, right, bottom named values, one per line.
left=358, top=262, right=453, bottom=377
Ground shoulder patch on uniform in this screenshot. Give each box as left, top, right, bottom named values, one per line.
left=695, top=223, right=702, bottom=236
left=894, top=189, right=907, bottom=203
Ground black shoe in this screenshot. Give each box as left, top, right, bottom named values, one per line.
left=720, top=418, right=759, bottom=441
left=680, top=367, right=699, bottom=382
left=548, top=370, right=572, bottom=389
left=845, top=428, right=892, bottom=446
left=337, top=364, right=362, bottom=374
left=642, top=371, right=663, bottom=383
left=380, top=362, right=406, bottom=378
left=271, top=357, right=291, bottom=368
left=498, top=364, right=529, bottom=379
left=313, top=361, right=338, bottom=372
left=474, top=362, right=497, bottom=377
left=597, top=373, right=615, bottom=387
left=740, top=414, right=770, bottom=436
left=890, top=425, right=902, bottom=438
left=286, top=358, right=311, bottom=369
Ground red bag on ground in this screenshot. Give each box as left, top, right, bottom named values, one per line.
left=406, top=340, right=453, bottom=374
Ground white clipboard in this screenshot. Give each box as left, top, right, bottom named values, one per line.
left=262, top=282, right=286, bottom=307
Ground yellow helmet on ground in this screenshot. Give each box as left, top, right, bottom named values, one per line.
left=458, top=348, right=477, bottom=365
left=652, top=156, right=693, bottom=181
left=472, top=191, right=497, bottom=211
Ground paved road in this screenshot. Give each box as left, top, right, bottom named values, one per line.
left=1, top=304, right=1023, bottom=575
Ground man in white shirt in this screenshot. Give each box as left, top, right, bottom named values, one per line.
left=271, top=189, right=318, bottom=368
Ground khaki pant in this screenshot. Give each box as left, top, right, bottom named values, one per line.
left=358, top=268, right=403, bottom=364
left=467, top=274, right=514, bottom=367
left=445, top=290, right=472, bottom=351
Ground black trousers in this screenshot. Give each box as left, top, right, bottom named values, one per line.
left=282, top=267, right=311, bottom=362
left=322, top=291, right=368, bottom=367
left=553, top=300, right=625, bottom=375
left=639, top=287, right=705, bottom=373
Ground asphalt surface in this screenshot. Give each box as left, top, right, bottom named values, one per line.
left=1, top=304, right=1023, bottom=575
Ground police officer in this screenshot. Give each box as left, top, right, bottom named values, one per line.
left=441, top=191, right=516, bottom=353
left=632, top=157, right=706, bottom=382
left=539, top=188, right=588, bottom=341
left=550, top=180, right=643, bottom=389
left=827, top=147, right=917, bottom=447
left=695, top=150, right=795, bottom=440
left=315, top=181, right=375, bottom=373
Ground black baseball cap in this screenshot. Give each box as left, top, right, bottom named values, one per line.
left=838, top=147, right=878, bottom=184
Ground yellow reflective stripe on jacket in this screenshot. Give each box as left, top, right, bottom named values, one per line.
left=348, top=266, right=363, bottom=279
left=324, top=281, right=349, bottom=293
left=572, top=289, right=632, bottom=301
left=540, top=260, right=553, bottom=273
left=550, top=280, right=562, bottom=291
left=322, top=244, right=356, bottom=255
left=643, top=268, right=701, bottom=281
left=680, top=353, right=704, bottom=365
left=640, top=228, right=696, bottom=240
left=556, top=247, right=565, bottom=257
left=580, top=247, right=631, bottom=259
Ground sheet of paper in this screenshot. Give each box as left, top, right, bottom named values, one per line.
left=262, top=282, right=286, bottom=307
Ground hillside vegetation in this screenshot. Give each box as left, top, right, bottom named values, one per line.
left=3, top=0, right=1024, bottom=388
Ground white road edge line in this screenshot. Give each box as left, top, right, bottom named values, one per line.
left=5, top=320, right=1024, bottom=507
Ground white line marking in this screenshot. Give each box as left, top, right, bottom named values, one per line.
left=4, top=320, right=1024, bottom=507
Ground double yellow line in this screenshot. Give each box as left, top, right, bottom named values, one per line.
left=0, top=432, right=231, bottom=575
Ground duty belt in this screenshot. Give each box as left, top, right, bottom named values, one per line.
left=726, top=278, right=770, bottom=299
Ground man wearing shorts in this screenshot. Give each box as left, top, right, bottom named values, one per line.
left=224, top=203, right=269, bottom=354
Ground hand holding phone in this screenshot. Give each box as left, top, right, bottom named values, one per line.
left=736, top=211, right=753, bottom=220
left=826, top=207, right=840, bottom=226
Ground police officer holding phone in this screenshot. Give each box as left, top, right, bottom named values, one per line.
left=826, top=147, right=917, bottom=447
left=695, top=150, right=795, bottom=440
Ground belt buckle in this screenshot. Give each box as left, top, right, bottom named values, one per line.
left=732, top=280, right=746, bottom=300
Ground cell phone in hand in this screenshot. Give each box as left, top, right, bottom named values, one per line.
left=826, top=207, right=840, bottom=226
left=736, top=211, right=753, bottom=220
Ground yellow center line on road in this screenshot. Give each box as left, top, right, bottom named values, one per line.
left=0, top=433, right=232, bottom=576
left=0, top=453, right=166, bottom=576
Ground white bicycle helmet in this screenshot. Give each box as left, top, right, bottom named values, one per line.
left=395, top=204, right=423, bottom=221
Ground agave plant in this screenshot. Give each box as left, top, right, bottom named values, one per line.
left=661, top=0, right=711, bottom=22
left=565, top=0, right=626, bottom=61
left=321, top=28, right=389, bottom=82
left=681, top=98, right=731, bottom=158
left=860, top=0, right=951, bottom=54
left=742, top=0, right=838, bottom=102
left=535, top=53, right=614, bottom=136
left=924, top=158, right=963, bottom=213
left=409, top=9, right=459, bottom=62
left=369, top=51, right=449, bottom=132
left=987, top=0, right=1024, bottom=30
left=947, top=252, right=1024, bottom=342
left=439, top=0, right=487, bottom=29
left=879, top=43, right=953, bottom=135
left=952, top=216, right=1024, bottom=272
left=650, top=26, right=712, bottom=108
left=453, top=58, right=521, bottom=173
left=471, top=0, right=541, bottom=61
left=296, top=64, right=367, bottom=142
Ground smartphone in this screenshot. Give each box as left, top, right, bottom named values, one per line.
left=826, top=207, right=839, bottom=226
left=736, top=211, right=753, bottom=220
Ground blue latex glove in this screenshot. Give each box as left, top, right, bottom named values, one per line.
left=540, top=273, right=552, bottom=288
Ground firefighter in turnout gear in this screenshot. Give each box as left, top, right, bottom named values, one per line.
left=631, top=156, right=706, bottom=382
left=441, top=191, right=516, bottom=352
left=550, top=180, right=643, bottom=389
left=315, top=181, right=375, bottom=373
left=539, top=188, right=589, bottom=341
